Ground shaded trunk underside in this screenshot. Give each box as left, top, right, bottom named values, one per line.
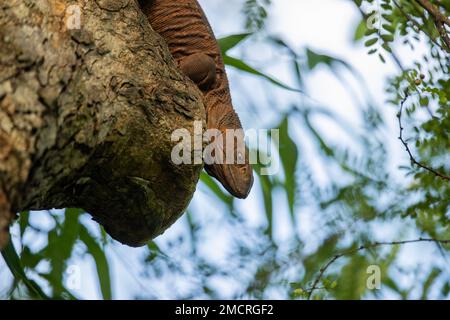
left=0, top=0, right=205, bottom=247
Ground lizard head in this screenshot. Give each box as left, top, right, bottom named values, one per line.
left=204, top=105, right=254, bottom=199
left=205, top=152, right=254, bottom=199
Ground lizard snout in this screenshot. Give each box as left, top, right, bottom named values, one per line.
left=222, top=163, right=254, bottom=199
left=205, top=162, right=254, bottom=199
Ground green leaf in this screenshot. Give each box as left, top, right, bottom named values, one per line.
left=364, top=28, right=378, bottom=36
left=41, top=208, right=82, bottom=297
left=303, top=235, right=341, bottom=282
left=420, top=267, right=441, bottom=299
left=200, top=172, right=234, bottom=208
left=274, top=117, right=298, bottom=221
left=303, top=112, right=334, bottom=157
left=381, top=34, right=394, bottom=43
left=253, top=159, right=274, bottom=239
left=333, top=254, right=369, bottom=299
left=1, top=239, right=48, bottom=299
left=364, top=37, right=379, bottom=47
left=354, top=20, right=368, bottom=42
left=259, top=173, right=273, bottom=238
left=382, top=23, right=396, bottom=33
left=79, top=225, right=112, bottom=300
left=305, top=48, right=353, bottom=72
left=146, top=241, right=168, bottom=262
left=19, top=210, right=30, bottom=237
left=223, top=54, right=302, bottom=93
left=218, top=33, right=252, bottom=55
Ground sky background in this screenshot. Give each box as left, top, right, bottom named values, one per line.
left=1, top=0, right=445, bottom=299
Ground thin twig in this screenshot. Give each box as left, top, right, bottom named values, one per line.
left=392, top=0, right=447, bottom=52
left=397, top=89, right=450, bottom=181
left=306, top=237, right=450, bottom=299
left=414, top=0, right=450, bottom=51
left=415, top=0, right=450, bottom=26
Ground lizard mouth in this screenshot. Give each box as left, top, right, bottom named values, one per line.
left=223, top=163, right=254, bottom=198
left=204, top=113, right=254, bottom=198
left=205, top=162, right=254, bottom=199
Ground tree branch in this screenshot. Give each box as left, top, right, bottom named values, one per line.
left=397, top=89, right=450, bottom=181
left=0, top=0, right=206, bottom=248
left=306, top=237, right=450, bottom=299
left=415, top=0, right=450, bottom=26
left=414, top=0, right=450, bottom=51
left=393, top=0, right=448, bottom=53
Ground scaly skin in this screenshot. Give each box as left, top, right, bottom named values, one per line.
left=140, top=0, right=254, bottom=198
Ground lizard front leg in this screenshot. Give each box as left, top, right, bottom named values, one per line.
left=177, top=54, right=253, bottom=198
left=178, top=53, right=217, bottom=91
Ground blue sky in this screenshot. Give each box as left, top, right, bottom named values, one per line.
left=1, top=0, right=446, bottom=299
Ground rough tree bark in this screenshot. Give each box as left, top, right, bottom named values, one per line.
left=0, top=0, right=206, bottom=248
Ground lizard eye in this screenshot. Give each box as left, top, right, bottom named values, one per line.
left=239, top=164, right=249, bottom=175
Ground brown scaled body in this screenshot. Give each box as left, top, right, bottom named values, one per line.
left=140, top=0, right=254, bottom=198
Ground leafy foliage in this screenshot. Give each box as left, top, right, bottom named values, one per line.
left=243, top=0, right=271, bottom=31
left=1, top=0, right=449, bottom=300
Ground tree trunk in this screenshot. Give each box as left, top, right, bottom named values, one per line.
left=0, top=0, right=205, bottom=248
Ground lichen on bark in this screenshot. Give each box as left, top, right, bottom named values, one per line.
left=0, top=0, right=206, bottom=247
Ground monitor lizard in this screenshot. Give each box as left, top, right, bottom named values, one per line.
left=140, top=0, right=254, bottom=198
